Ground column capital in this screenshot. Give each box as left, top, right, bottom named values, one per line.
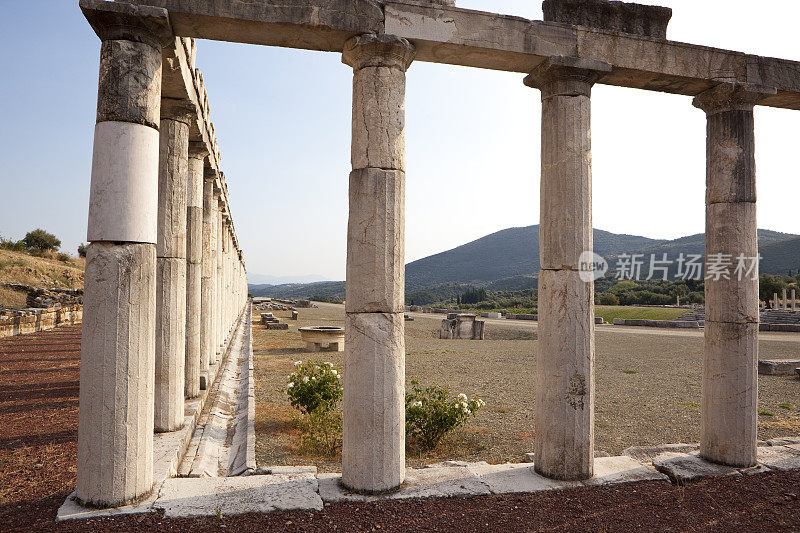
left=160, top=98, right=196, bottom=125
left=203, top=166, right=219, bottom=183
left=189, top=141, right=210, bottom=161
left=342, top=34, right=416, bottom=71
left=80, top=0, right=173, bottom=48
left=693, top=82, right=776, bottom=115
left=524, top=56, right=611, bottom=99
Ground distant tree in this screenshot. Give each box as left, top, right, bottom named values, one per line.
left=598, top=293, right=620, bottom=306
left=77, top=243, right=87, bottom=258
left=22, top=229, right=60, bottom=253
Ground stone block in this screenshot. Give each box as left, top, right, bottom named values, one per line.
left=757, top=445, right=800, bottom=471
left=345, top=168, right=405, bottom=313
left=536, top=268, right=594, bottom=480
left=538, top=92, right=592, bottom=271
left=342, top=312, right=405, bottom=493
left=652, top=452, right=740, bottom=485
left=77, top=242, right=156, bottom=507
left=702, top=320, right=758, bottom=467
left=87, top=121, right=159, bottom=244
left=758, top=359, right=800, bottom=376
left=153, top=474, right=322, bottom=517
left=467, top=463, right=581, bottom=494
left=583, top=456, right=669, bottom=486
left=621, top=443, right=699, bottom=463
left=350, top=62, right=409, bottom=171
left=156, top=118, right=189, bottom=258
left=266, top=323, right=288, bottom=330
left=704, top=203, right=758, bottom=323
left=155, top=256, right=186, bottom=432
left=542, top=0, right=672, bottom=40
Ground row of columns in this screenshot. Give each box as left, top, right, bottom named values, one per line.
left=77, top=3, right=248, bottom=507
left=339, top=38, right=771, bottom=491
left=77, top=3, right=770, bottom=502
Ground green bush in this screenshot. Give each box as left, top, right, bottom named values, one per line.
left=598, top=292, right=619, bottom=306
left=22, top=229, right=61, bottom=253
left=57, top=252, right=70, bottom=263
left=0, top=236, right=25, bottom=252
left=405, top=380, right=485, bottom=451
left=286, top=361, right=344, bottom=458
left=77, top=243, right=87, bottom=258
left=298, top=408, right=342, bottom=457
left=286, top=361, right=342, bottom=415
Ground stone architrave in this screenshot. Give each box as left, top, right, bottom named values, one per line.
left=524, top=56, right=610, bottom=481
left=341, top=33, right=415, bottom=494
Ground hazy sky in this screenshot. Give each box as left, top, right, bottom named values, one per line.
left=1, top=1, right=799, bottom=281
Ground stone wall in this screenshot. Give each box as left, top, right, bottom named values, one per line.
left=0, top=305, right=83, bottom=339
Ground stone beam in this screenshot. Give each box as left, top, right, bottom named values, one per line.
left=129, top=0, right=383, bottom=50
left=128, top=0, right=800, bottom=110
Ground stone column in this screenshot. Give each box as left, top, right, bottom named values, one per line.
left=782, top=288, right=788, bottom=310
left=154, top=100, right=193, bottom=432
left=77, top=0, right=172, bottom=507
left=792, top=289, right=796, bottom=311
left=216, top=203, right=225, bottom=355
left=524, top=56, right=610, bottom=481
left=341, top=34, right=415, bottom=494
left=200, top=168, right=217, bottom=384
left=694, top=82, right=774, bottom=468
left=185, top=141, right=208, bottom=398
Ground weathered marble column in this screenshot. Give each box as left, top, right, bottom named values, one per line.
left=524, top=56, right=610, bottom=481
left=154, top=100, right=193, bottom=432
left=694, top=83, right=774, bottom=468
left=216, top=202, right=225, bottom=355
left=185, top=142, right=207, bottom=398
left=77, top=0, right=172, bottom=507
left=341, top=34, right=415, bottom=494
left=200, top=168, right=217, bottom=384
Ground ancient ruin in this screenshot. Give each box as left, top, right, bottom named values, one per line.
left=69, top=0, right=800, bottom=512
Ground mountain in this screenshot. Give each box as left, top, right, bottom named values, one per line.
left=404, top=226, right=662, bottom=290
left=246, top=273, right=328, bottom=285
left=248, top=226, right=800, bottom=300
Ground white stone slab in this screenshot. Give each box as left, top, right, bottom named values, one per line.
left=466, top=463, right=581, bottom=494
left=583, top=456, right=669, bottom=486
left=757, top=445, right=800, bottom=471
left=153, top=474, right=322, bottom=518
left=56, top=489, right=159, bottom=521
left=319, top=466, right=490, bottom=502
left=621, top=443, right=699, bottom=463
left=393, top=466, right=490, bottom=499
left=652, top=452, right=740, bottom=485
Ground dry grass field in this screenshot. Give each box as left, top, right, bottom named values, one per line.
left=253, top=302, right=800, bottom=472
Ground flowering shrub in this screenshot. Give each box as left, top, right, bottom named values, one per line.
left=299, top=408, right=342, bottom=457
left=405, top=379, right=485, bottom=450
left=286, top=361, right=342, bottom=415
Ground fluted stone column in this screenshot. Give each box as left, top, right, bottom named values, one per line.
left=216, top=203, right=225, bottom=355
left=524, top=56, right=610, bottom=481
left=154, top=100, right=193, bottom=432
left=77, top=0, right=172, bottom=507
left=341, top=34, right=415, bottom=494
left=185, top=142, right=208, bottom=398
left=694, top=83, right=774, bottom=468
left=200, top=168, right=217, bottom=385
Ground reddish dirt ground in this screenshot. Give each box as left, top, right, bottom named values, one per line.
left=3, top=326, right=800, bottom=532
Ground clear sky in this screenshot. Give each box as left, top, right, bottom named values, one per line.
left=1, top=1, right=799, bottom=282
